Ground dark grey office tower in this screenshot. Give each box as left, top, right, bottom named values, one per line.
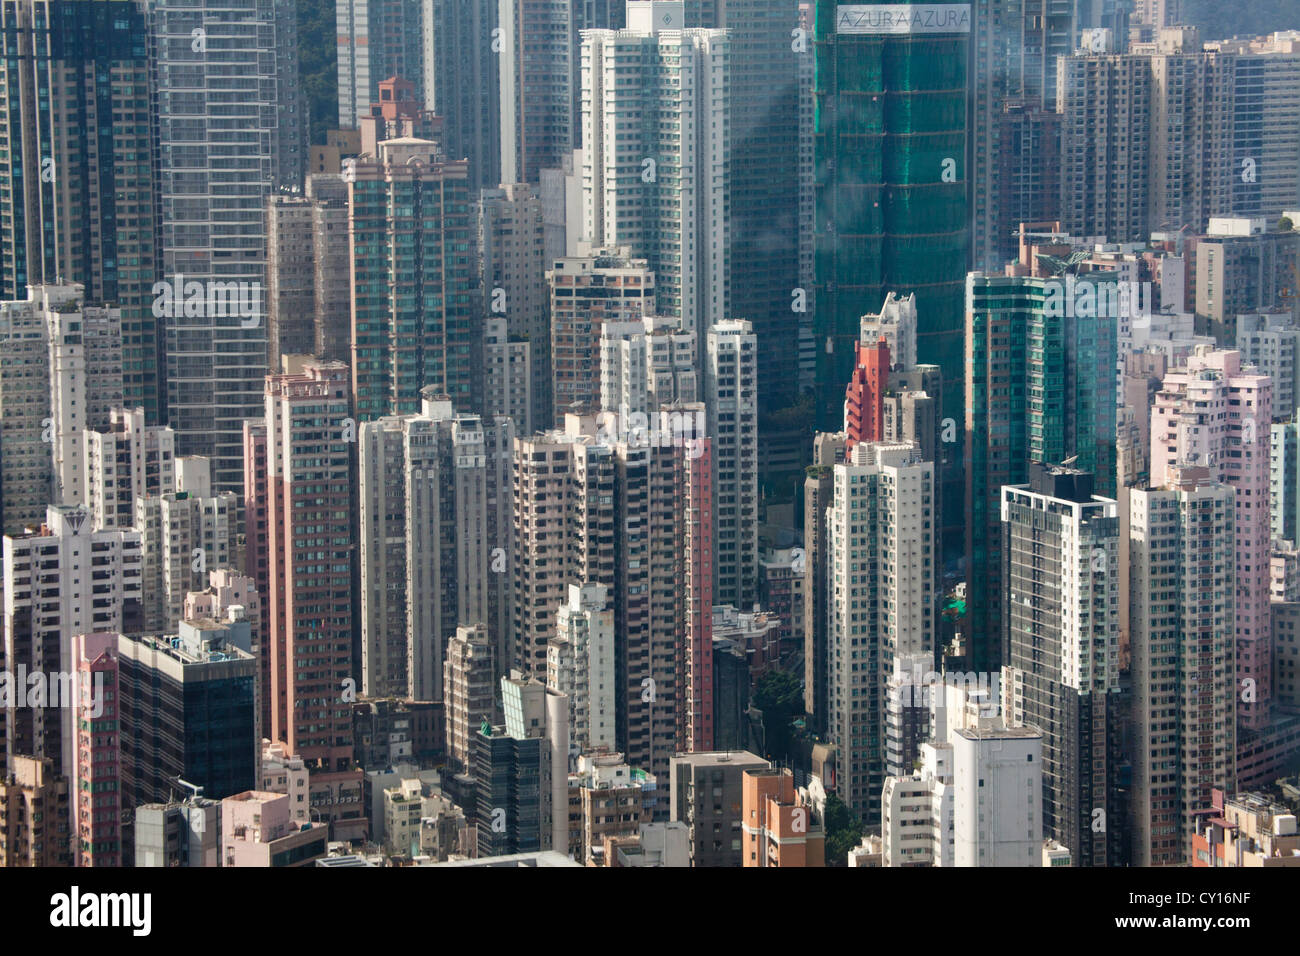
left=711, top=639, right=750, bottom=751
left=117, top=620, right=258, bottom=813
left=668, top=750, right=768, bottom=867
left=0, top=0, right=164, bottom=423
left=1002, top=464, right=1123, bottom=867
left=473, top=726, right=544, bottom=857
left=425, top=0, right=501, bottom=193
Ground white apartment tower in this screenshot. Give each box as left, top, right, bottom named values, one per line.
left=1129, top=465, right=1237, bottom=866
left=706, top=320, right=759, bottom=607
left=0, top=284, right=123, bottom=531
left=84, top=407, right=176, bottom=531
left=358, top=390, right=514, bottom=701
left=581, top=5, right=729, bottom=344
left=547, top=582, right=616, bottom=758
left=1001, top=464, right=1120, bottom=867
left=827, top=441, right=936, bottom=819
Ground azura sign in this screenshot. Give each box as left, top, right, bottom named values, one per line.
left=836, top=3, right=971, bottom=35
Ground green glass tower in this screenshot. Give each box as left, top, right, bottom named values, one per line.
left=812, top=1, right=971, bottom=559
left=965, top=270, right=1118, bottom=671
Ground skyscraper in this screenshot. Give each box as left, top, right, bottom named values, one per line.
left=582, top=4, right=730, bottom=349
left=1150, top=347, right=1274, bottom=735
left=812, top=3, right=970, bottom=435
left=498, top=0, right=574, bottom=184
left=151, top=0, right=304, bottom=494
left=965, top=270, right=1120, bottom=671
left=0, top=0, right=163, bottom=421
left=336, top=0, right=425, bottom=129
left=480, top=184, right=550, bottom=429
left=358, top=391, right=513, bottom=701
left=349, top=138, right=477, bottom=420
left=826, top=441, right=936, bottom=819
left=3, top=504, right=142, bottom=780
left=705, top=320, right=759, bottom=608
left=1129, top=465, right=1236, bottom=866
left=257, top=358, right=364, bottom=839
left=423, top=0, right=501, bottom=193
left=1002, top=464, right=1121, bottom=867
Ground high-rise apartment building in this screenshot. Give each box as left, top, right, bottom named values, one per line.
left=257, top=359, right=364, bottom=839
left=511, top=426, right=616, bottom=677
left=705, top=320, right=758, bottom=608
left=358, top=391, right=513, bottom=700
left=0, top=0, right=162, bottom=422
left=444, top=625, right=497, bottom=775
left=0, top=754, right=71, bottom=866
left=802, top=431, right=846, bottom=733
left=349, top=138, right=476, bottom=420
left=827, top=441, right=936, bottom=819
left=498, top=0, right=574, bottom=184
left=683, top=0, right=800, bottom=418
left=0, top=285, right=123, bottom=531
left=548, top=583, right=616, bottom=758
left=1196, top=218, right=1300, bottom=342
left=136, top=483, right=238, bottom=636
left=1150, top=347, right=1273, bottom=733
left=1059, top=30, right=1300, bottom=244
left=970, top=1, right=1077, bottom=272
left=151, top=0, right=304, bottom=495
left=83, top=408, right=176, bottom=532
left=71, top=632, right=121, bottom=867
left=582, top=6, right=729, bottom=347
left=549, top=247, right=655, bottom=420
left=1129, top=465, right=1237, bottom=866
left=423, top=0, right=501, bottom=193
left=335, top=0, right=425, bottom=129
left=1001, top=464, right=1121, bottom=867
left=3, top=505, right=142, bottom=780
left=265, top=195, right=317, bottom=368
left=480, top=184, right=549, bottom=430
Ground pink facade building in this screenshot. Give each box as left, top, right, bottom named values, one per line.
left=72, top=632, right=120, bottom=867
left=1151, top=347, right=1273, bottom=732
left=257, top=359, right=365, bottom=840
left=241, top=419, right=272, bottom=735
left=221, top=791, right=328, bottom=867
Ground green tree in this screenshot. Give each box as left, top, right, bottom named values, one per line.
left=753, top=668, right=803, bottom=762
left=822, top=793, right=865, bottom=867
left=297, top=0, right=338, bottom=145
